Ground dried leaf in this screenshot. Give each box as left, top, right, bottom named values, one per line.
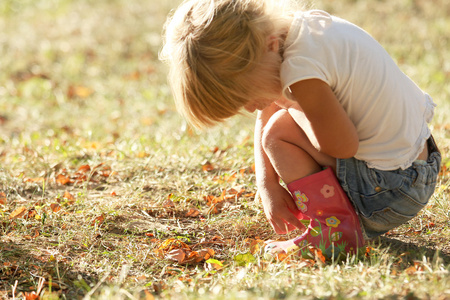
left=23, top=292, right=40, bottom=300
left=0, top=192, right=6, bottom=205
left=244, top=238, right=265, bottom=254
left=158, top=238, right=190, bottom=252
left=309, top=246, right=326, bottom=264
left=68, top=85, right=94, bottom=99
left=202, top=161, right=215, bottom=172
left=91, top=214, right=105, bottom=226
left=206, top=258, right=223, bottom=270
left=144, top=290, right=155, bottom=300
left=162, top=199, right=175, bottom=208
left=9, top=206, right=27, bottom=219
left=77, top=165, right=91, bottom=173
left=50, top=203, right=61, bottom=213
left=124, top=71, right=141, bottom=81
left=24, top=177, right=45, bottom=183
left=166, top=249, right=186, bottom=264
left=63, top=191, right=75, bottom=201
left=56, top=174, right=71, bottom=185
left=185, top=208, right=200, bottom=217
left=405, top=266, right=417, bottom=275
left=25, top=209, right=37, bottom=219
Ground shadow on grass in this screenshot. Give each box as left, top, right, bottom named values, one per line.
left=375, top=235, right=450, bottom=265
left=0, top=241, right=95, bottom=299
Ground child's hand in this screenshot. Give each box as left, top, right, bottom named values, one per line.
left=259, top=182, right=305, bottom=234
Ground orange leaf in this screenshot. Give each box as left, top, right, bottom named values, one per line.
left=91, top=214, right=105, bottom=226
left=77, top=165, right=91, bottom=173
left=9, top=206, right=27, bottom=219
left=50, top=203, right=61, bottom=213
left=68, top=85, right=94, bottom=99
left=162, top=199, right=175, bottom=208
left=24, top=177, right=45, bottom=183
left=185, top=208, right=200, bottom=217
left=0, top=192, right=6, bottom=205
left=166, top=249, right=186, bottom=264
left=309, top=246, right=326, bottom=264
left=158, top=238, right=190, bottom=252
left=405, top=266, right=417, bottom=275
left=56, top=174, right=71, bottom=185
left=144, top=290, right=155, bottom=300
left=244, top=238, right=265, bottom=254
left=26, top=209, right=37, bottom=219
left=198, top=248, right=215, bottom=261
left=23, top=292, right=40, bottom=300
left=124, top=71, right=141, bottom=81
left=202, top=161, right=215, bottom=172
left=63, top=191, right=75, bottom=201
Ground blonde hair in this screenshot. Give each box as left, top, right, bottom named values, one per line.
left=160, top=0, right=296, bottom=128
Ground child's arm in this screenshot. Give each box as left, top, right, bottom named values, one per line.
left=254, top=103, right=306, bottom=234
left=289, top=79, right=359, bottom=158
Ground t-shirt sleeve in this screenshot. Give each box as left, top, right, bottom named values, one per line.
left=280, top=11, right=334, bottom=101
left=281, top=56, right=332, bottom=100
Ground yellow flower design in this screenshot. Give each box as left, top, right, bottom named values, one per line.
left=326, top=216, right=341, bottom=228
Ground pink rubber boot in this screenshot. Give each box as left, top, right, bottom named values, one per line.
left=265, top=167, right=365, bottom=259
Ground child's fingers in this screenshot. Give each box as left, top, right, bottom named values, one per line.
left=284, top=213, right=306, bottom=231
left=285, top=197, right=299, bottom=213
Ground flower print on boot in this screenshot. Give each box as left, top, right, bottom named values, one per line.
left=265, top=167, right=365, bottom=260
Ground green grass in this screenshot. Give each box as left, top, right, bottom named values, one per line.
left=0, top=0, right=449, bottom=299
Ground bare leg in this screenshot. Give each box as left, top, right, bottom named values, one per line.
left=262, top=109, right=336, bottom=184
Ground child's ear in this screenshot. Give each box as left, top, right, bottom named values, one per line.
left=267, top=35, right=280, bottom=53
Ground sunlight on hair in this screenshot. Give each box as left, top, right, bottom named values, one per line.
left=160, top=0, right=300, bottom=128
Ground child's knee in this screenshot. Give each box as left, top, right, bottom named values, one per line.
left=262, top=110, right=294, bottom=150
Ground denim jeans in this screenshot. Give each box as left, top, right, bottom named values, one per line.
left=336, top=136, right=441, bottom=240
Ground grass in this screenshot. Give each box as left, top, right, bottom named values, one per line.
left=0, top=0, right=449, bottom=299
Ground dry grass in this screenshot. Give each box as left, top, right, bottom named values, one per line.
left=0, top=0, right=449, bottom=299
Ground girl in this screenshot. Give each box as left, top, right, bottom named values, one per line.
left=160, top=0, right=441, bottom=259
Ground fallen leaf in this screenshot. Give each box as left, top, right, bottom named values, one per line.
left=50, top=203, right=61, bottom=213
left=63, top=191, right=75, bottom=201
left=144, top=290, right=155, bottom=300
left=91, top=214, right=105, bottom=226
left=24, top=177, right=45, bottom=183
left=56, top=173, right=71, bottom=185
left=124, top=71, right=141, bottom=81
left=185, top=208, right=200, bottom=217
left=9, top=206, right=27, bottom=219
left=77, top=164, right=91, bottom=173
left=25, top=209, right=37, bottom=219
left=244, top=238, right=265, bottom=254
left=234, top=252, right=256, bottom=266
left=0, top=192, right=6, bottom=205
left=166, top=249, right=186, bottom=264
left=68, top=85, right=94, bottom=99
left=311, top=247, right=326, bottom=264
left=23, top=292, right=39, bottom=300
left=405, top=266, right=417, bottom=275
left=202, top=161, right=215, bottom=172
left=157, top=238, right=190, bottom=252
left=206, top=258, right=223, bottom=270
left=162, top=199, right=175, bottom=208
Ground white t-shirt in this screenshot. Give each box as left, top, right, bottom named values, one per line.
left=281, top=10, right=436, bottom=171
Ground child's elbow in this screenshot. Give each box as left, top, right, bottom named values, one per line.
left=336, top=139, right=359, bottom=159
left=322, top=139, right=359, bottom=159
